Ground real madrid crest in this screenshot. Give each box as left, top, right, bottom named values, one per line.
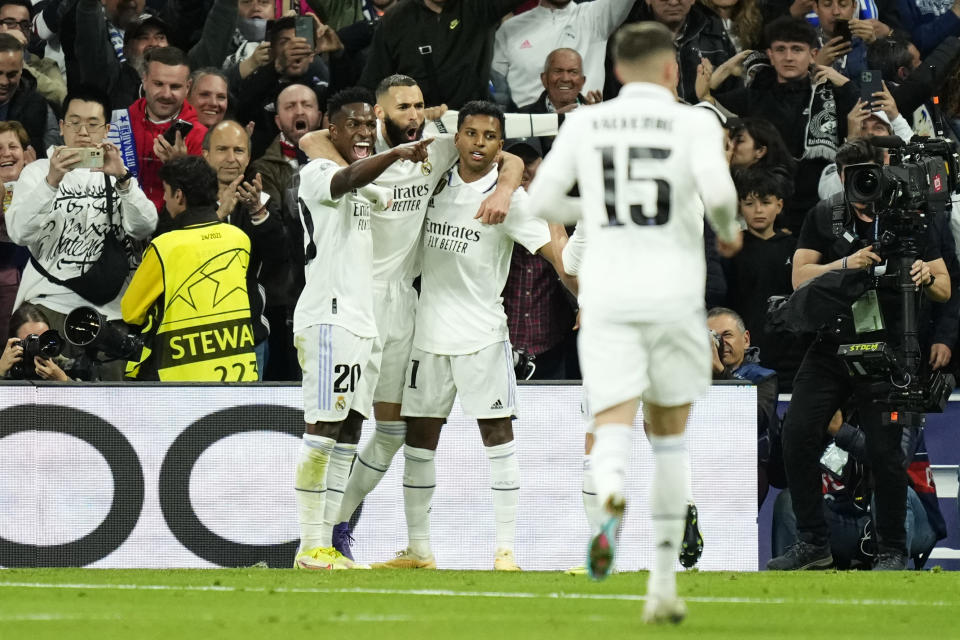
left=421, top=160, right=433, bottom=176
left=335, top=396, right=346, bottom=411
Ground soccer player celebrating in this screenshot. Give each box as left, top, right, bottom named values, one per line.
left=292, top=87, right=431, bottom=570
left=373, top=101, right=575, bottom=572
left=299, top=75, right=525, bottom=561
left=528, top=23, right=741, bottom=623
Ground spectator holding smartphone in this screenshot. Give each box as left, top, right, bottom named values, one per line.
left=813, top=0, right=872, bottom=78
left=130, top=46, right=208, bottom=213
left=5, top=85, right=157, bottom=381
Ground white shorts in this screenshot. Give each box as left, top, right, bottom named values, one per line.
left=578, top=310, right=711, bottom=415
left=401, top=341, right=518, bottom=419
left=295, top=324, right=382, bottom=423
left=372, top=280, right=417, bottom=405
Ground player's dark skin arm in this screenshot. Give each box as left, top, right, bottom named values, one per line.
left=330, top=139, right=433, bottom=199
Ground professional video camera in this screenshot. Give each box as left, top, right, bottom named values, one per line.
left=836, top=137, right=958, bottom=414
left=9, top=330, right=64, bottom=379
left=63, top=306, right=144, bottom=361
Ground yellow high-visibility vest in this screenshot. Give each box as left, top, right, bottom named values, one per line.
left=125, top=220, right=258, bottom=382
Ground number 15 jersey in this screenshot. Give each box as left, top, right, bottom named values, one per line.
left=528, top=82, right=739, bottom=322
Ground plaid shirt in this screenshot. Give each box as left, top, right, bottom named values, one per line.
left=503, top=245, right=575, bottom=356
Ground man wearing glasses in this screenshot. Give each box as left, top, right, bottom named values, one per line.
left=0, top=0, right=65, bottom=109
left=6, top=85, right=158, bottom=380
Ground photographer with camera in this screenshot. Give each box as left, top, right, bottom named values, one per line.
left=768, top=138, right=951, bottom=571
left=5, top=85, right=158, bottom=381
left=708, top=307, right=781, bottom=508
left=0, top=303, right=71, bottom=381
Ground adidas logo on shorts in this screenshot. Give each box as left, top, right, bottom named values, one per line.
left=490, top=399, right=503, bottom=410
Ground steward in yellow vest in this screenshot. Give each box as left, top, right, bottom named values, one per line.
left=121, top=157, right=258, bottom=381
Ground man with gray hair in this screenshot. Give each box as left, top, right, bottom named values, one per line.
left=518, top=48, right=600, bottom=155
left=492, top=0, right=633, bottom=108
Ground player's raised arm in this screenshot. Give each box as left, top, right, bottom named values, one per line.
left=526, top=117, right=582, bottom=224
left=690, top=113, right=741, bottom=256
left=330, top=138, right=432, bottom=199
left=536, top=223, right=579, bottom=297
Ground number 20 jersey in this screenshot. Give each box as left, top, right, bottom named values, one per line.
left=530, top=83, right=739, bottom=323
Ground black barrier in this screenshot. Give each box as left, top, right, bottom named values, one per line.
left=0, top=404, right=144, bottom=567
left=158, top=405, right=304, bottom=568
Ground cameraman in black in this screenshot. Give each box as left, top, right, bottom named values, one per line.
left=768, top=139, right=951, bottom=571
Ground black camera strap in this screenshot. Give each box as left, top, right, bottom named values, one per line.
left=29, top=174, right=122, bottom=294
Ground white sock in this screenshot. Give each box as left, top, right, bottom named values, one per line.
left=322, top=442, right=356, bottom=545
left=295, top=433, right=334, bottom=551
left=403, top=445, right=435, bottom=557
left=338, top=421, right=405, bottom=523
left=648, top=433, right=690, bottom=599
left=590, top=424, right=632, bottom=516
left=486, top=440, right=520, bottom=552
left=582, top=454, right=603, bottom=533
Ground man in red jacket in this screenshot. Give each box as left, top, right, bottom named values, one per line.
left=128, top=46, right=207, bottom=212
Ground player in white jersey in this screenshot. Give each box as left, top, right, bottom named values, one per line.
left=291, top=87, right=432, bottom=571
left=527, top=23, right=742, bottom=623
left=371, top=101, right=576, bottom=572
left=298, top=75, right=528, bottom=561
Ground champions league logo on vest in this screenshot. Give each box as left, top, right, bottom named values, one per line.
left=156, top=248, right=255, bottom=371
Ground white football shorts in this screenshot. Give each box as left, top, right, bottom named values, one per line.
left=372, top=279, right=418, bottom=405
left=578, top=309, right=711, bottom=414
left=296, top=323, right=382, bottom=423
left=401, top=340, right=518, bottom=419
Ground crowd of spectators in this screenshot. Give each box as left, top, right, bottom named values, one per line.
left=0, top=0, right=955, bottom=567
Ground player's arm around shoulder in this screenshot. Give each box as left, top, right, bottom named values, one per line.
left=298, top=130, right=348, bottom=166
left=475, top=149, right=524, bottom=225
left=329, top=138, right=433, bottom=200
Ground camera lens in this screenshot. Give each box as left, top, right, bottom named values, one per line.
left=852, top=170, right=880, bottom=198
left=38, top=330, right=63, bottom=358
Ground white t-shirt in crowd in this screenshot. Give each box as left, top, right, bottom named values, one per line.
left=492, top=0, right=634, bottom=108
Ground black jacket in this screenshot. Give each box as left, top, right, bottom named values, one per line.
left=359, top=0, right=527, bottom=108
left=726, top=229, right=805, bottom=388
left=717, top=67, right=859, bottom=233
left=228, top=59, right=331, bottom=161
left=6, top=72, right=55, bottom=157
left=602, top=2, right=738, bottom=102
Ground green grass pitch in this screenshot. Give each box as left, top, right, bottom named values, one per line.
left=1, top=568, right=958, bottom=639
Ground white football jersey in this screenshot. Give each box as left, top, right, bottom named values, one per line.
left=415, top=166, right=551, bottom=355
left=370, top=122, right=460, bottom=282
left=293, top=159, right=383, bottom=337
left=528, top=82, right=739, bottom=322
